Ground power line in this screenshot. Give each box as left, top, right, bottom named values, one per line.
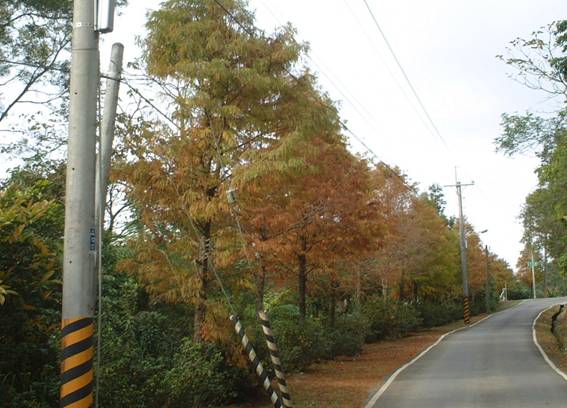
left=211, top=0, right=412, bottom=189
left=360, top=0, right=451, bottom=151
left=0, top=6, right=414, bottom=191
left=256, top=0, right=386, bottom=162
left=340, top=0, right=445, bottom=151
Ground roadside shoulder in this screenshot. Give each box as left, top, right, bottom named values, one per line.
left=533, top=304, right=567, bottom=382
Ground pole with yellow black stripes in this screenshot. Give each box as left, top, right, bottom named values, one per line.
left=445, top=173, right=474, bottom=325
left=61, top=0, right=98, bottom=405
left=61, top=1, right=115, bottom=407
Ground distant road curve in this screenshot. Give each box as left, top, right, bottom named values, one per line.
left=368, top=298, right=567, bottom=408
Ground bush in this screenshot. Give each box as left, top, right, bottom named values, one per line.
left=416, top=300, right=462, bottom=328
left=268, top=304, right=332, bottom=371
left=98, top=270, right=250, bottom=407
left=163, top=340, right=249, bottom=407
left=507, top=279, right=532, bottom=300
left=328, top=313, right=369, bottom=357
left=363, top=298, right=421, bottom=342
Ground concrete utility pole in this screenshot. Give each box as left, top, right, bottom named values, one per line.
left=95, top=42, right=124, bottom=283
left=529, top=252, right=537, bottom=300
left=485, top=245, right=491, bottom=313
left=61, top=1, right=115, bottom=407
left=95, top=43, right=124, bottom=230
left=445, top=179, right=474, bottom=324
left=60, top=0, right=99, bottom=406
left=94, top=42, right=123, bottom=406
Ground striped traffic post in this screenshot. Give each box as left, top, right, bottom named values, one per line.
left=258, top=311, right=293, bottom=408
left=464, top=296, right=471, bottom=325
left=61, top=317, right=94, bottom=407
left=230, top=315, right=282, bottom=408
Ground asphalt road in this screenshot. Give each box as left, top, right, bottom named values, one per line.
left=370, top=298, right=567, bottom=408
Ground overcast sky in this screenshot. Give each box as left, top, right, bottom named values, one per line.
left=100, top=0, right=564, bottom=268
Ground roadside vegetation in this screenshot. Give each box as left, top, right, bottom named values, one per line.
left=535, top=305, right=567, bottom=376
left=496, top=20, right=567, bottom=294
left=1, top=1, right=565, bottom=407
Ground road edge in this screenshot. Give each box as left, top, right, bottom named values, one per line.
left=532, top=303, right=567, bottom=382
left=363, top=314, right=492, bottom=408
left=363, top=300, right=529, bottom=408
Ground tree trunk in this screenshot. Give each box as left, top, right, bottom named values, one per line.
left=255, top=228, right=268, bottom=312
left=298, top=254, right=307, bottom=323
left=256, top=262, right=266, bottom=313
left=330, top=278, right=337, bottom=328
left=399, top=270, right=405, bottom=300
left=193, top=221, right=211, bottom=343
left=413, top=281, right=419, bottom=302
left=543, top=246, right=548, bottom=297
left=355, top=268, right=361, bottom=308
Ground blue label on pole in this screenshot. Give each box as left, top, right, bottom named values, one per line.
left=90, top=228, right=96, bottom=251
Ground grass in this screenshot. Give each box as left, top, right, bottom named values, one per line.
left=534, top=304, right=567, bottom=375
left=226, top=313, right=492, bottom=408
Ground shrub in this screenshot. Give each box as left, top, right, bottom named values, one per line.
left=416, top=300, right=462, bottom=327
left=507, top=279, right=532, bottom=300
left=363, top=298, right=421, bottom=342
left=268, top=304, right=332, bottom=371
left=163, top=340, right=249, bottom=408
left=328, top=313, right=369, bottom=357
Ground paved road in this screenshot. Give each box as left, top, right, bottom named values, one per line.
left=371, top=298, right=567, bottom=408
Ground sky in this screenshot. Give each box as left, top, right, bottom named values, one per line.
left=76, top=0, right=567, bottom=268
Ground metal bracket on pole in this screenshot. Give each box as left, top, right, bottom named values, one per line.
left=95, top=0, right=116, bottom=33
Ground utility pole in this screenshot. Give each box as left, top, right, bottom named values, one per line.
left=485, top=245, right=491, bottom=313
left=61, top=1, right=115, bottom=407
left=529, top=251, right=537, bottom=300
left=543, top=244, right=548, bottom=298
left=96, top=43, right=123, bottom=218
left=445, top=178, right=474, bottom=324
left=94, top=42, right=124, bottom=406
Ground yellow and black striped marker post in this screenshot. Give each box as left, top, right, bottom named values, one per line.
left=230, top=315, right=282, bottom=408
left=258, top=311, right=293, bottom=408
left=463, top=296, right=471, bottom=325
left=61, top=317, right=94, bottom=407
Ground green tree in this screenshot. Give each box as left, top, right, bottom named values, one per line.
left=0, top=164, right=64, bottom=407
left=496, top=20, right=567, bottom=285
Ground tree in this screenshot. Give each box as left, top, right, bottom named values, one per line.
left=0, top=0, right=70, bottom=123
left=0, top=164, right=64, bottom=406
left=426, top=183, right=447, bottom=219
left=117, top=0, right=326, bottom=341
left=497, top=20, right=567, bottom=282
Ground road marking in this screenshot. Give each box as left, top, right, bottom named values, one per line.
left=532, top=303, right=567, bottom=383
left=363, top=314, right=492, bottom=408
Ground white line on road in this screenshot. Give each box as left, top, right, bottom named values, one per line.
left=363, top=314, right=492, bottom=408
left=532, top=303, right=567, bottom=383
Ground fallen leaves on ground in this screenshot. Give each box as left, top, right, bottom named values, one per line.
left=535, top=305, right=567, bottom=375
left=228, top=314, right=488, bottom=408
